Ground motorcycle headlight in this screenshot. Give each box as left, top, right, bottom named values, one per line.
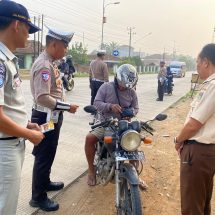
left=120, top=130, right=141, bottom=151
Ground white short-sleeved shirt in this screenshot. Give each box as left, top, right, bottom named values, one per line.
left=0, top=42, right=28, bottom=138
left=187, top=73, right=215, bottom=144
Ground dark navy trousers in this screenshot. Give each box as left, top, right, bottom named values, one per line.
left=157, top=80, right=164, bottom=101
left=31, top=109, right=63, bottom=201
left=90, top=80, right=104, bottom=105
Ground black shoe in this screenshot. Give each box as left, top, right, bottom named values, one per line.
left=29, top=198, right=59, bottom=211
left=47, top=181, right=64, bottom=191
left=156, top=98, right=163, bottom=101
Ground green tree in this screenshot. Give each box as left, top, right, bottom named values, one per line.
left=119, top=56, right=143, bottom=67
left=103, top=41, right=119, bottom=55
left=68, top=42, right=88, bottom=65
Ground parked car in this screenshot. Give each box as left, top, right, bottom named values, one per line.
left=169, top=61, right=186, bottom=78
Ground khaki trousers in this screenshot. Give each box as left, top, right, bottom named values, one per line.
left=180, top=142, right=215, bottom=215
left=0, top=139, right=25, bottom=215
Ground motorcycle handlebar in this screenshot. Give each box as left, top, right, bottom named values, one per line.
left=143, top=123, right=154, bottom=131
left=140, top=121, right=153, bottom=130
left=91, top=121, right=109, bottom=129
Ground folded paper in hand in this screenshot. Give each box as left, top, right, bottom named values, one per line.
left=40, top=121, right=54, bottom=133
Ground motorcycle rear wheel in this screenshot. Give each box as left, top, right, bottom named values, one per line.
left=66, top=78, right=74, bottom=91
left=118, top=177, right=142, bottom=215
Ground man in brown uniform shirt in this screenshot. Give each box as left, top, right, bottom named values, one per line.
left=29, top=27, right=79, bottom=211
left=175, top=44, right=215, bottom=215
left=89, top=50, right=109, bottom=105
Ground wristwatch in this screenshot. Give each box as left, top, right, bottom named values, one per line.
left=174, top=137, right=179, bottom=144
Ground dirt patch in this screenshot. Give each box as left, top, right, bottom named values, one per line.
left=36, top=97, right=215, bottom=215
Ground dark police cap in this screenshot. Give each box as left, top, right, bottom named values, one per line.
left=0, top=0, right=40, bottom=34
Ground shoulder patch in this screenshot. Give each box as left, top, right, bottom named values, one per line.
left=41, top=71, right=50, bottom=82
left=0, top=63, right=6, bottom=88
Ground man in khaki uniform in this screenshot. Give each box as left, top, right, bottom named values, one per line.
left=156, top=61, right=167, bottom=101
left=0, top=1, right=44, bottom=214
left=29, top=27, right=79, bottom=211
left=174, top=43, right=215, bottom=215
left=89, top=50, right=109, bottom=105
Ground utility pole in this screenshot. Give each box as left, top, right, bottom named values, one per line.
left=101, top=0, right=120, bottom=49
left=40, top=14, right=44, bottom=53
left=163, top=47, right=166, bottom=61
left=173, top=41, right=176, bottom=60
left=33, top=16, right=36, bottom=61
left=127, top=27, right=135, bottom=58
left=101, top=0, right=105, bottom=49
left=83, top=32, right=85, bottom=47
left=37, top=15, right=40, bottom=56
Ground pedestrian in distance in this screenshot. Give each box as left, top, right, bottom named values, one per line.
left=174, top=43, right=215, bottom=215
left=156, top=61, right=167, bottom=101
left=0, top=1, right=44, bottom=214
left=89, top=50, right=109, bottom=105
left=29, top=26, right=79, bottom=211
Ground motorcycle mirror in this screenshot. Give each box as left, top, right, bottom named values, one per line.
left=84, top=105, right=97, bottom=114
left=154, top=113, right=167, bottom=121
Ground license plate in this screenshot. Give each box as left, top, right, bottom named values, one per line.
left=115, top=151, right=145, bottom=161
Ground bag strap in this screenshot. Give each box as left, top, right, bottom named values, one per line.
left=113, top=82, right=121, bottom=106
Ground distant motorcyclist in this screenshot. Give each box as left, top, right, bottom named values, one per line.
left=66, top=55, right=76, bottom=77
left=58, top=56, right=75, bottom=91
left=58, top=57, right=69, bottom=74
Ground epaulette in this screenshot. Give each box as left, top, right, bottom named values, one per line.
left=0, top=51, right=7, bottom=62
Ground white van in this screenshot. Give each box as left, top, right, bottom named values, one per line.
left=169, top=61, right=186, bottom=78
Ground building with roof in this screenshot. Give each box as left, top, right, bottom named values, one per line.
left=15, top=40, right=43, bottom=69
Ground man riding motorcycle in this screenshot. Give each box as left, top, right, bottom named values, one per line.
left=58, top=55, right=75, bottom=91
left=85, top=64, right=147, bottom=189
left=66, top=55, right=76, bottom=77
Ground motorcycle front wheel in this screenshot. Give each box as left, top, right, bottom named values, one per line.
left=66, top=78, right=74, bottom=91
left=118, top=177, right=142, bottom=215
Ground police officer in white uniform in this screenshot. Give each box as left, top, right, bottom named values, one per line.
left=0, top=1, right=44, bottom=214
left=29, top=27, right=79, bottom=211
left=175, top=44, right=215, bottom=214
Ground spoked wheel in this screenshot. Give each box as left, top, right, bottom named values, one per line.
left=66, top=78, right=74, bottom=91
left=118, top=177, right=142, bottom=215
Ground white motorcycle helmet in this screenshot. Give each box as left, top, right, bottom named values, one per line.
left=115, top=64, right=138, bottom=89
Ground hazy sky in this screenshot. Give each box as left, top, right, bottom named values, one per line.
left=15, top=0, right=215, bottom=57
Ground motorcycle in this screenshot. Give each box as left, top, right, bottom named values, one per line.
left=61, top=72, right=74, bottom=91
left=58, top=58, right=75, bottom=91
left=84, top=105, right=167, bottom=215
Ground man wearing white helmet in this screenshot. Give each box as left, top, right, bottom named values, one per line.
left=85, top=64, right=148, bottom=189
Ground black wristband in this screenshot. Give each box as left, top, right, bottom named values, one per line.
left=55, top=100, right=70, bottom=111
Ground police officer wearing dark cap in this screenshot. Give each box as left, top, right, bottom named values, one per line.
left=89, top=50, right=109, bottom=105
left=0, top=1, right=44, bottom=214
left=29, top=26, right=79, bottom=211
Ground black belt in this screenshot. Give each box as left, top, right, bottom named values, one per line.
left=185, top=139, right=215, bottom=145
left=0, top=136, right=18, bottom=140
